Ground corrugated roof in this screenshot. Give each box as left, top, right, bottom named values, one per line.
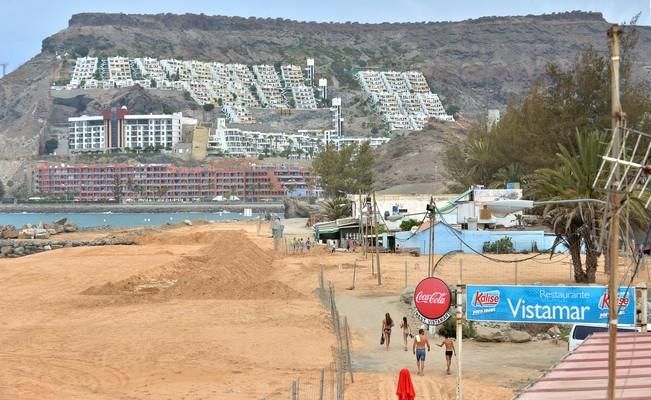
left=517, top=332, right=651, bottom=400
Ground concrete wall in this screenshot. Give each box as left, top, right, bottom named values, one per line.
left=395, top=224, right=563, bottom=255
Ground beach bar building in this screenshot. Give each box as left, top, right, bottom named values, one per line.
left=518, top=332, right=651, bottom=399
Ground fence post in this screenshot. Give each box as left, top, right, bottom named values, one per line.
left=290, top=380, right=297, bottom=400
left=319, top=265, right=325, bottom=302
left=514, top=262, right=518, bottom=285
left=319, top=368, right=325, bottom=400
left=344, top=316, right=354, bottom=383
left=351, top=260, right=357, bottom=289
left=285, top=237, right=288, bottom=255
left=569, top=262, right=573, bottom=283
left=404, top=260, right=408, bottom=288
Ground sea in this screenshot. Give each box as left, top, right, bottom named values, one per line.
left=0, top=212, right=261, bottom=229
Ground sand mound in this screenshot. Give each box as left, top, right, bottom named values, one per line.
left=82, top=230, right=302, bottom=302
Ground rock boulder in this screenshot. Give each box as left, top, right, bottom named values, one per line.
left=474, top=326, right=505, bottom=342
left=400, top=287, right=415, bottom=305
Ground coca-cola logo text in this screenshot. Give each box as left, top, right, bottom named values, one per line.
left=415, top=291, right=448, bottom=304
left=414, top=277, right=452, bottom=321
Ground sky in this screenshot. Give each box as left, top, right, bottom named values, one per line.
left=0, top=0, right=649, bottom=73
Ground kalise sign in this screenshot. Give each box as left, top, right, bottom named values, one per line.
left=413, top=277, right=452, bottom=325
left=466, top=285, right=636, bottom=325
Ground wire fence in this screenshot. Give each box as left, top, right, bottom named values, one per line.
left=279, top=267, right=353, bottom=400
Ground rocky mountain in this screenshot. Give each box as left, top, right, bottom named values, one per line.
left=2, top=11, right=651, bottom=189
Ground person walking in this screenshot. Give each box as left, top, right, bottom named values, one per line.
left=291, top=237, right=297, bottom=254
left=396, top=368, right=415, bottom=400
left=400, top=317, right=411, bottom=351
left=298, top=238, right=305, bottom=255
left=305, top=238, right=311, bottom=254
left=382, top=313, right=394, bottom=351
left=437, top=334, right=456, bottom=375
left=412, top=328, right=431, bottom=376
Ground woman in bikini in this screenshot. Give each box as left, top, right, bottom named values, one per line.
left=382, top=313, right=394, bottom=350
left=400, top=316, right=411, bottom=351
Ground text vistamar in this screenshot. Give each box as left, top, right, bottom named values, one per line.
left=507, top=298, right=589, bottom=321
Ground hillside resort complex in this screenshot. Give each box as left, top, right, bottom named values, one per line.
left=32, top=162, right=317, bottom=202
left=58, top=56, right=452, bottom=132
left=355, top=70, right=454, bottom=131
left=60, top=57, right=323, bottom=123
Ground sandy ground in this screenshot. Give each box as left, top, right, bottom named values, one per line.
left=1, top=220, right=645, bottom=399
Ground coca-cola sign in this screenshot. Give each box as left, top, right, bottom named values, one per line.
left=414, top=277, right=451, bottom=321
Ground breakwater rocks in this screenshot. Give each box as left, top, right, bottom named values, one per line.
left=0, top=237, right=136, bottom=258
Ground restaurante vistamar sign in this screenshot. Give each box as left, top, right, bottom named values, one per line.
left=466, top=285, right=636, bottom=325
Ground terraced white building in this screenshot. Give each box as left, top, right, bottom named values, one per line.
left=355, top=70, right=454, bottom=131
left=61, top=57, right=322, bottom=124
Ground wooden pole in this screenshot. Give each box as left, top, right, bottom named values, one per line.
left=456, top=284, right=465, bottom=400
left=640, top=283, right=648, bottom=333
left=374, top=192, right=382, bottom=285
left=607, top=24, right=623, bottom=400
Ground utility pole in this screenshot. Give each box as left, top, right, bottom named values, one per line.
left=606, top=24, right=624, bottom=400
left=427, top=197, right=435, bottom=277
left=0, top=62, right=7, bottom=77
left=374, top=191, right=381, bottom=285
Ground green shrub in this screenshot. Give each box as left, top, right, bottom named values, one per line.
left=482, top=237, right=515, bottom=253
left=437, top=315, right=475, bottom=339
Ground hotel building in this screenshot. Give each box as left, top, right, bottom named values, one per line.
left=68, top=107, right=186, bottom=152
left=33, top=163, right=318, bottom=202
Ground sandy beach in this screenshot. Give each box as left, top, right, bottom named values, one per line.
left=0, top=219, right=643, bottom=399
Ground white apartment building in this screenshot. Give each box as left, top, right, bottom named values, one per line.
left=107, top=57, right=132, bottom=81
left=355, top=69, right=454, bottom=131
left=281, top=65, right=305, bottom=88
left=123, top=113, right=183, bottom=149
left=68, top=116, right=105, bottom=151
left=291, top=86, right=317, bottom=109
left=68, top=108, right=189, bottom=152
left=70, top=57, right=98, bottom=86
left=209, top=119, right=389, bottom=158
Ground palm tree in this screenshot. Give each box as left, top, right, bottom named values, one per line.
left=323, top=197, right=352, bottom=221
left=529, top=130, right=647, bottom=283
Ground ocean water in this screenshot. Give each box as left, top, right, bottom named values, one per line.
left=0, top=212, right=260, bottom=229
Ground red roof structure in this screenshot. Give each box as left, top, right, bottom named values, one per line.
left=518, top=332, right=651, bottom=400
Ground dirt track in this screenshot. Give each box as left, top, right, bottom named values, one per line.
left=1, top=221, right=639, bottom=399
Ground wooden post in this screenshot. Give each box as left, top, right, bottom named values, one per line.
left=456, top=284, right=465, bottom=400
left=640, top=283, right=648, bottom=333
left=514, top=262, right=518, bottom=285
left=352, top=260, right=357, bottom=289
left=607, top=24, right=624, bottom=400
left=319, top=368, right=325, bottom=400
left=404, top=260, right=408, bottom=288
left=374, top=192, right=381, bottom=285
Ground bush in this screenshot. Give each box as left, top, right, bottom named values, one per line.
left=437, top=315, right=475, bottom=339
left=482, top=237, right=515, bottom=253
left=399, top=219, right=421, bottom=231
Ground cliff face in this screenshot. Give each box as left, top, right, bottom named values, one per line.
left=1, top=11, right=650, bottom=186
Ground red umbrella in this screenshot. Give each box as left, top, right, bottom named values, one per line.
left=396, top=368, right=416, bottom=400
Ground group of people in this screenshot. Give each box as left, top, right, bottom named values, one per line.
left=381, top=313, right=456, bottom=377
left=290, top=237, right=311, bottom=255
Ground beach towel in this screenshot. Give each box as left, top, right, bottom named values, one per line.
left=396, top=368, right=415, bottom=400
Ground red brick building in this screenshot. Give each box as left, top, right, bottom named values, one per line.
left=33, top=163, right=318, bottom=202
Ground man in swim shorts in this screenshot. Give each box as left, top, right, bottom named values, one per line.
left=412, top=328, right=430, bottom=376
left=437, top=334, right=456, bottom=375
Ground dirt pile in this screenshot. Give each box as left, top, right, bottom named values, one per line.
left=82, top=230, right=303, bottom=302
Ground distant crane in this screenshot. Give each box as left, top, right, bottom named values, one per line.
left=0, top=62, right=7, bottom=77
